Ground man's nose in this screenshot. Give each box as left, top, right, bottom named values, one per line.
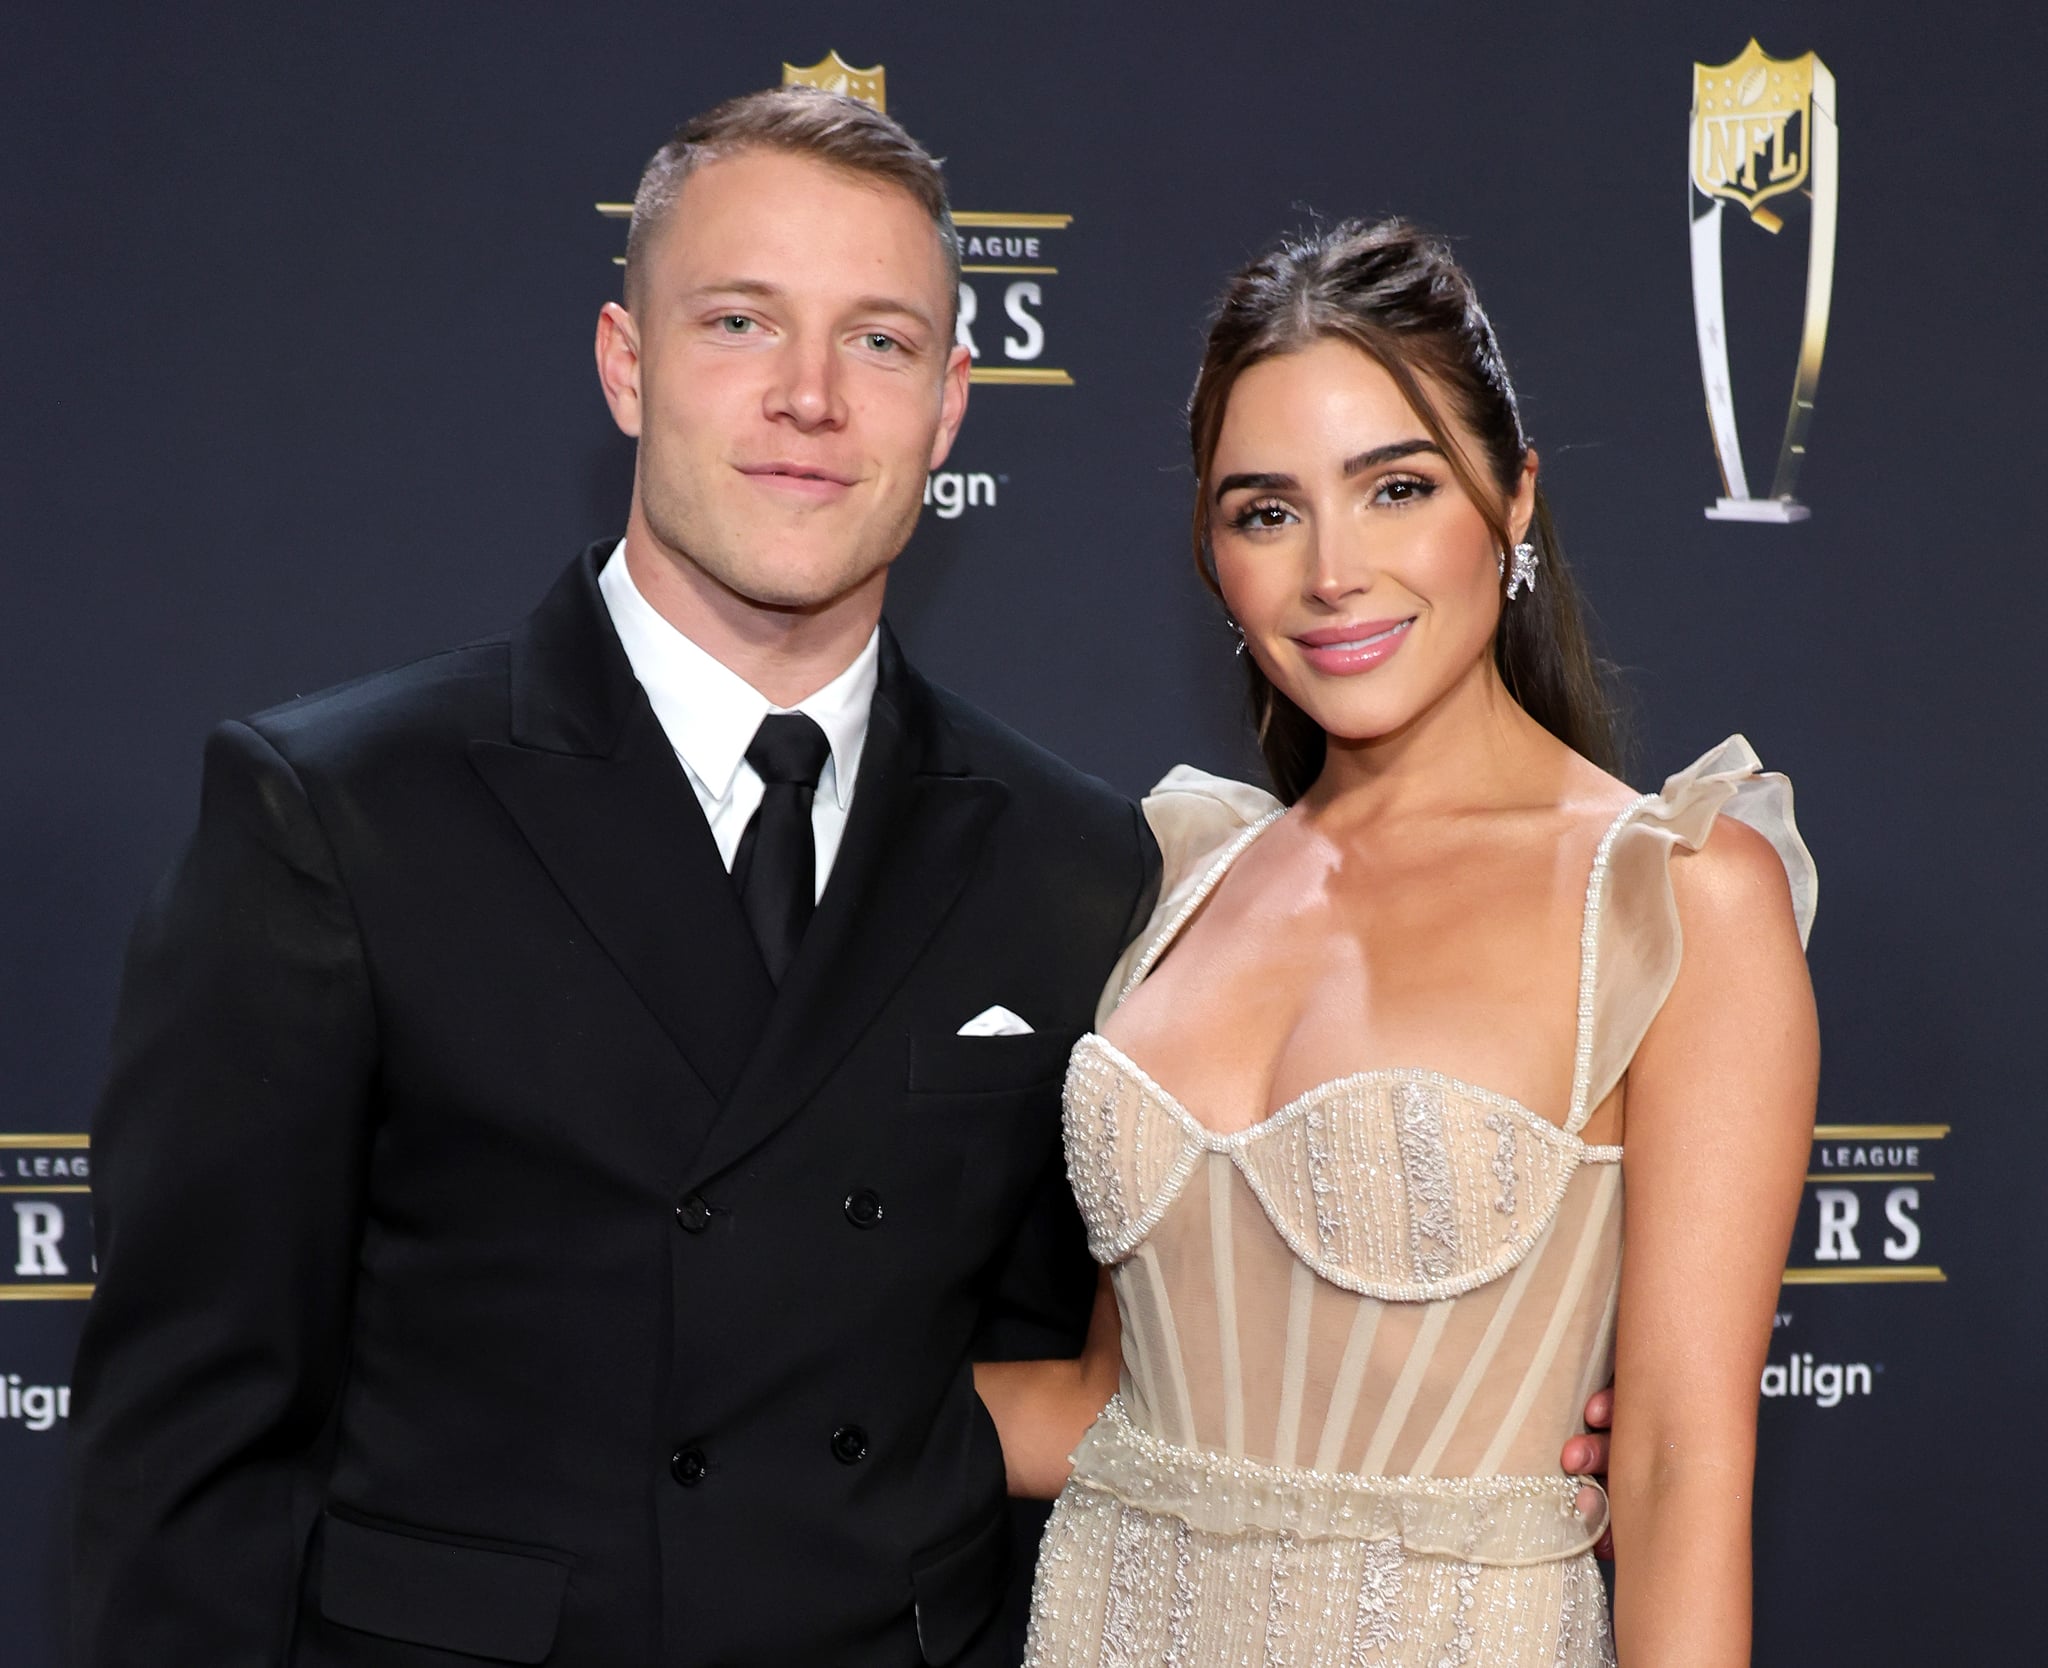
left=766, top=335, right=846, bottom=431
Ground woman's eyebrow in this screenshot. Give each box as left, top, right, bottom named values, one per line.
left=1215, top=439, right=1445, bottom=502
left=1213, top=470, right=1296, bottom=500
left=1343, top=438, right=1442, bottom=475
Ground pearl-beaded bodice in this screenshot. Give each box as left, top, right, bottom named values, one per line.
left=1066, top=1042, right=1625, bottom=1501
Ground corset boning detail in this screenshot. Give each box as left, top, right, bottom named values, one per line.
left=1063, top=1037, right=1625, bottom=1490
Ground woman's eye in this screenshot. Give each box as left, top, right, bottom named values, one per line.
left=1375, top=474, right=1436, bottom=506
left=1230, top=499, right=1296, bottom=531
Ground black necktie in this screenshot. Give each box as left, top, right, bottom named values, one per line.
left=732, top=712, right=831, bottom=984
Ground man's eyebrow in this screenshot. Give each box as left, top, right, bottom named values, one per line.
left=688, top=278, right=785, bottom=303
left=1343, top=438, right=1442, bottom=474
left=849, top=294, right=939, bottom=334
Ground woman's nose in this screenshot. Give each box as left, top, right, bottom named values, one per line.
left=1303, top=523, right=1374, bottom=605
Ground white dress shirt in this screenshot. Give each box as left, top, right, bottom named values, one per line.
left=597, top=540, right=878, bottom=901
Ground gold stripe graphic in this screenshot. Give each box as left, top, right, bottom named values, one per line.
left=597, top=206, right=1074, bottom=231
left=1812, top=1124, right=1949, bottom=1140
left=970, top=367, right=1074, bottom=386
left=0, top=1185, right=88, bottom=1194
left=1781, top=1266, right=1946, bottom=1285
left=952, top=212, right=1072, bottom=229
left=1803, top=1173, right=1933, bottom=1184
left=0, top=1134, right=89, bottom=1148
left=961, top=264, right=1059, bottom=274
left=0, top=1284, right=95, bottom=1301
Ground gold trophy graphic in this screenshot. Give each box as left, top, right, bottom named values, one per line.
left=1689, top=40, right=1838, bottom=522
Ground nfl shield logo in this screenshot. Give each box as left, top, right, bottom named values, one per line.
left=1691, top=39, right=1820, bottom=233
left=782, top=50, right=886, bottom=113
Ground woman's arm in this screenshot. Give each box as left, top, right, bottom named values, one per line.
left=974, top=1268, right=1122, bottom=1497
left=1609, top=819, right=1818, bottom=1667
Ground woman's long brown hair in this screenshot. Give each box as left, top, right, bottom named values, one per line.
left=1189, top=219, right=1621, bottom=802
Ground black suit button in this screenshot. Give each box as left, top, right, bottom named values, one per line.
left=675, top=1194, right=712, bottom=1235
left=671, top=1445, right=708, bottom=1486
left=830, top=1424, right=869, bottom=1465
left=843, top=1188, right=884, bottom=1229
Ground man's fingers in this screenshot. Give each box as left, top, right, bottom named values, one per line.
left=1575, top=1483, right=1614, bottom=1560
left=1561, top=1432, right=1609, bottom=1475
left=1579, top=1385, right=1615, bottom=1557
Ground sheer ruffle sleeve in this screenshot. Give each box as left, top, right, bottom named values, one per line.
left=1577, top=735, right=1817, bottom=1123
left=1095, top=766, right=1282, bottom=1028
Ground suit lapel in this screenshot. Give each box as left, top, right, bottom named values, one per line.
left=469, top=547, right=775, bottom=1103
left=681, top=634, right=1006, bottom=1188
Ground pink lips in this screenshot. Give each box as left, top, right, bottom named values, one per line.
left=737, top=461, right=856, bottom=501
left=1291, top=617, right=1416, bottom=676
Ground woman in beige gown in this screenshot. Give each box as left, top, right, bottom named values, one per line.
left=978, top=222, right=1818, bottom=1666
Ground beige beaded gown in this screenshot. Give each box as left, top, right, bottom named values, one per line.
left=1024, top=739, right=1816, bottom=1667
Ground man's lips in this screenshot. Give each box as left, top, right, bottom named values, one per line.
left=1290, top=617, right=1417, bottom=675
left=736, top=461, right=858, bottom=497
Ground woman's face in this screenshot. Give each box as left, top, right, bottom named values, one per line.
left=1208, top=337, right=1534, bottom=749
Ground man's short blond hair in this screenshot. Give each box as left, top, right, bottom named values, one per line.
left=624, top=86, right=961, bottom=317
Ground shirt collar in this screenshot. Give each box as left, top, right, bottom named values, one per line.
left=597, top=540, right=877, bottom=809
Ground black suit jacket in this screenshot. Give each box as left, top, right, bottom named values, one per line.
left=70, top=545, right=1158, bottom=1667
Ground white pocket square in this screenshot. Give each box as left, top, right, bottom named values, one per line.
left=956, top=1005, right=1034, bottom=1037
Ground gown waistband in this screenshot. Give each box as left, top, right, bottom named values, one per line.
left=1067, top=1397, right=1608, bottom=1569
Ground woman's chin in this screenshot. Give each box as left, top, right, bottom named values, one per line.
left=1275, top=683, right=1415, bottom=746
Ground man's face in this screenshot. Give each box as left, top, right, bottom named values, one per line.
left=600, top=148, right=970, bottom=612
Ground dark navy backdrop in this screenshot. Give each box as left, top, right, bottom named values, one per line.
left=5, top=2, right=2041, bottom=1660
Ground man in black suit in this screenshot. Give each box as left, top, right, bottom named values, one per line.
left=70, top=88, right=1153, bottom=1667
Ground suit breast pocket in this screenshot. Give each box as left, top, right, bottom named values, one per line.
left=906, top=1030, right=1077, bottom=1098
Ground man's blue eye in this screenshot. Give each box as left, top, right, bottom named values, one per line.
left=720, top=316, right=752, bottom=333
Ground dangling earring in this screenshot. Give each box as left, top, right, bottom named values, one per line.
left=1227, top=617, right=1246, bottom=657
left=1504, top=541, right=1539, bottom=601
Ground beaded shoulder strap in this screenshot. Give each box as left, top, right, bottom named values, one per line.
left=1114, top=809, right=1285, bottom=1009
left=1564, top=794, right=1656, bottom=1135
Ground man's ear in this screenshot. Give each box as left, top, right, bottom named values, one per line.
left=926, top=343, right=973, bottom=472
left=595, top=302, right=643, bottom=438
